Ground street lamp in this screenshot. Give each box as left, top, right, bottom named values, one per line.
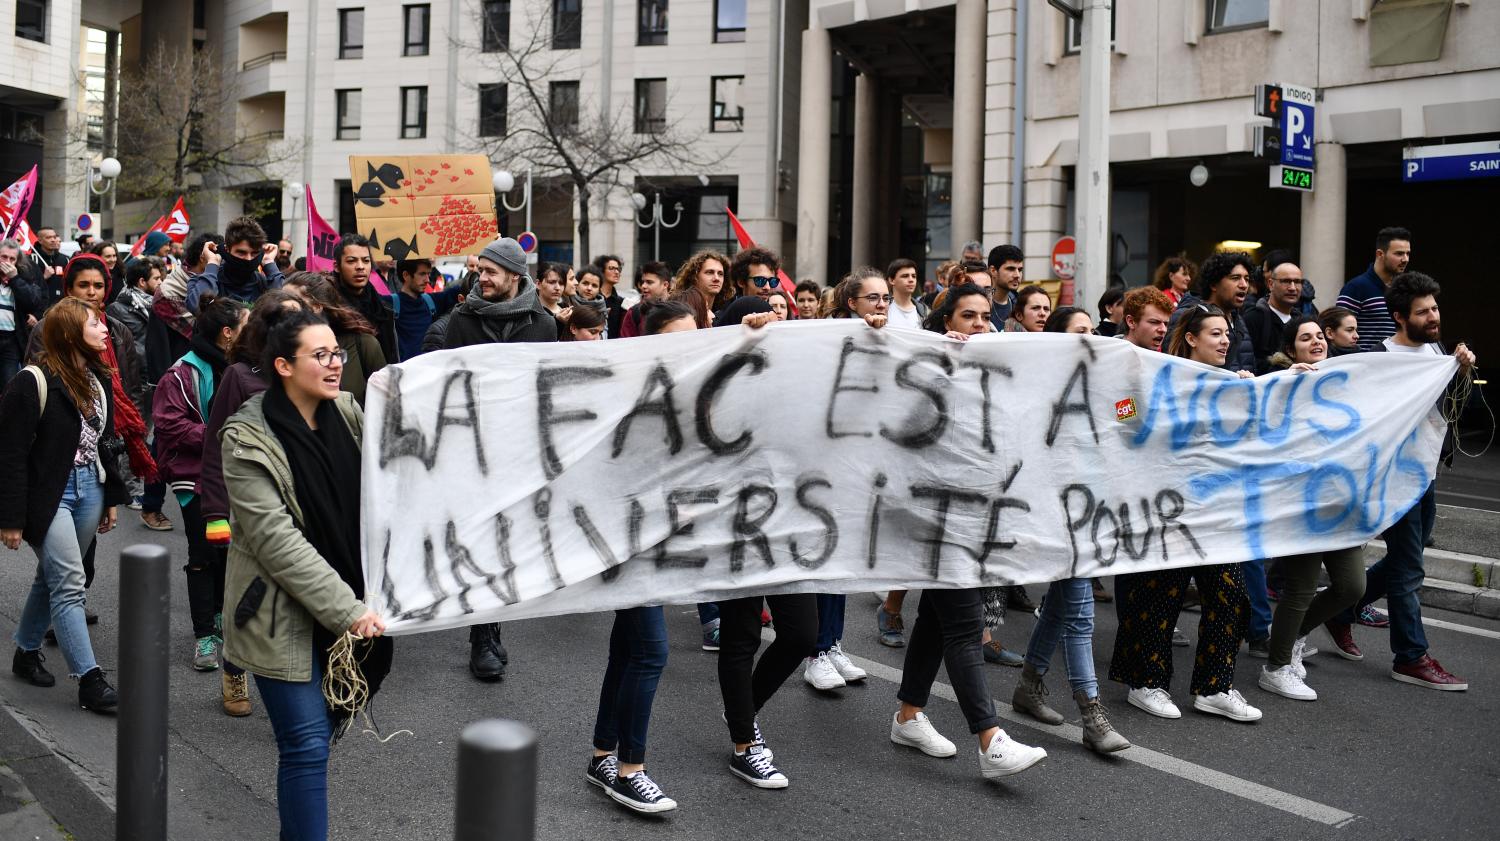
left=632, top=191, right=683, bottom=262
left=286, top=182, right=305, bottom=256
left=494, top=168, right=533, bottom=261
left=87, top=156, right=120, bottom=221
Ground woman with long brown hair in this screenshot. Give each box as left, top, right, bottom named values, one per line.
left=282, top=272, right=384, bottom=405
left=670, top=250, right=732, bottom=328
left=1152, top=256, right=1196, bottom=306
left=0, top=298, right=127, bottom=713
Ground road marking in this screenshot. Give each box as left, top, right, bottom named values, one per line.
left=818, top=638, right=1359, bottom=828
left=1423, top=615, right=1500, bottom=640
left=1436, top=490, right=1500, bottom=506
left=1437, top=501, right=1500, bottom=515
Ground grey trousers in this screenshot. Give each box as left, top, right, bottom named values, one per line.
left=1268, top=546, right=1367, bottom=667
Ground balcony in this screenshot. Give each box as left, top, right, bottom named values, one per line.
left=242, top=50, right=286, bottom=71
left=237, top=11, right=288, bottom=98
left=238, top=92, right=286, bottom=147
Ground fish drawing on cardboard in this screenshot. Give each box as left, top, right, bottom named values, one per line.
left=346, top=154, right=499, bottom=258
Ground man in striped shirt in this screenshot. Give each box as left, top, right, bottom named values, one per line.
left=1335, top=226, right=1411, bottom=351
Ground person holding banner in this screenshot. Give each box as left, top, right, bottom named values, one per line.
left=1109, top=304, right=1262, bottom=723
left=616, top=261, right=671, bottom=339
left=221, top=309, right=391, bottom=840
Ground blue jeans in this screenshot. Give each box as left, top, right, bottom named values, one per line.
left=1341, top=482, right=1435, bottom=665
left=0, top=334, right=21, bottom=388
left=1023, top=578, right=1098, bottom=698
left=255, top=654, right=335, bottom=841
left=815, top=593, right=846, bottom=652
left=15, top=464, right=103, bottom=677
left=592, top=606, right=668, bottom=764
left=1242, top=559, right=1272, bottom=641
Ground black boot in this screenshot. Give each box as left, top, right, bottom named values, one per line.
left=79, top=667, right=118, bottom=714
left=12, top=647, right=55, bottom=687
left=469, top=623, right=507, bottom=682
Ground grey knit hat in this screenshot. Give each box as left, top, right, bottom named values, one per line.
left=479, top=237, right=528, bottom=276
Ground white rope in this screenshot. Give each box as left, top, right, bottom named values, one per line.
left=322, top=632, right=413, bottom=744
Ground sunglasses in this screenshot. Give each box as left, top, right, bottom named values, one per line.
left=750, top=276, right=779, bottom=288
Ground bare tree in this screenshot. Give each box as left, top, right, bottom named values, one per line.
left=116, top=43, right=298, bottom=212
left=465, top=0, right=726, bottom=264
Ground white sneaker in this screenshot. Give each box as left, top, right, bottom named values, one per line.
left=889, top=711, right=957, bottom=757
left=1290, top=636, right=1309, bottom=680
left=1258, top=665, right=1318, bottom=701
left=803, top=651, right=846, bottom=691
left=978, top=730, right=1047, bottom=779
left=828, top=642, right=867, bottom=682
left=1193, top=688, right=1263, bottom=722
left=1127, top=686, right=1181, bottom=719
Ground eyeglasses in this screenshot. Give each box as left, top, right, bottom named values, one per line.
left=857, top=294, right=894, bottom=304
left=750, top=276, right=779, bottom=288
left=295, top=348, right=348, bottom=368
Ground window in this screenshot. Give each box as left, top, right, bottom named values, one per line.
left=335, top=89, right=361, bottom=139
left=403, top=5, right=430, bottom=55
left=634, top=78, right=666, bottom=134
left=338, top=8, right=364, bottom=59
left=714, top=0, right=745, bottom=43
left=553, top=0, right=581, bottom=49
left=401, top=86, right=428, bottom=138
left=16, top=0, right=47, bottom=42
left=1065, top=10, right=1115, bottom=53
left=638, top=0, right=667, bottom=46
left=711, top=76, right=743, bottom=133
left=549, top=81, right=579, bottom=132
left=1207, top=0, right=1270, bottom=32
left=482, top=0, right=510, bottom=51
left=479, top=83, right=508, bottom=136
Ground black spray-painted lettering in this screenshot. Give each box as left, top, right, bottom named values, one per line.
left=881, top=351, right=953, bottom=449
left=536, top=366, right=613, bottom=479
left=488, top=513, right=519, bottom=604
left=1061, top=485, right=1204, bottom=573
left=789, top=477, right=839, bottom=569
left=825, top=337, right=882, bottom=439
left=654, top=487, right=719, bottom=569
left=612, top=362, right=682, bottom=458
left=378, top=530, right=404, bottom=617
left=730, top=484, right=778, bottom=573
left=573, top=505, right=624, bottom=581
left=957, top=360, right=1013, bottom=453
left=696, top=349, right=768, bottom=455
left=1046, top=361, right=1099, bottom=446
left=532, top=488, right=566, bottom=590
left=973, top=463, right=1030, bottom=583
left=378, top=368, right=487, bottom=474
left=909, top=483, right=989, bottom=580
left=865, top=473, right=888, bottom=569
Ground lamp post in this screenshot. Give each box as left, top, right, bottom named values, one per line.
left=287, top=181, right=304, bottom=256
left=88, top=156, right=120, bottom=216
left=631, top=191, right=683, bottom=262
left=494, top=168, right=533, bottom=263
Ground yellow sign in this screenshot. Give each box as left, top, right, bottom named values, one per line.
left=347, top=154, right=498, bottom=259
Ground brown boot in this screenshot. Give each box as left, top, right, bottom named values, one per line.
left=1011, top=662, right=1064, bottom=725
left=222, top=671, right=252, bottom=717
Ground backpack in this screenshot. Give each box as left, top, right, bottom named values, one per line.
left=389, top=292, right=436, bottom=318
left=23, top=365, right=45, bottom=418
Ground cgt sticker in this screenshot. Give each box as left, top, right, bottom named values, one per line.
left=1114, top=397, right=1137, bottom=422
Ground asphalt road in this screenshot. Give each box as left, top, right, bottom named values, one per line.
left=1, top=516, right=1498, bottom=841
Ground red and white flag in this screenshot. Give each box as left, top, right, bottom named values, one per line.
left=129, top=196, right=190, bottom=257
left=0, top=166, right=39, bottom=243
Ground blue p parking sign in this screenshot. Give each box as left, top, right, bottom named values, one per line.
left=1279, top=84, right=1316, bottom=169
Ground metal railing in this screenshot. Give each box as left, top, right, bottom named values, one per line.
left=241, top=50, right=287, bottom=71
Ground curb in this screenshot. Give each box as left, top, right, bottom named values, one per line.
left=0, top=692, right=114, bottom=841
left=1364, top=541, right=1500, bottom=619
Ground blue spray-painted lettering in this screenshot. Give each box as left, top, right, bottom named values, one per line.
left=1189, top=462, right=1311, bottom=559
left=1131, top=367, right=1208, bottom=450
left=1208, top=378, right=1257, bottom=446
left=1356, top=443, right=1392, bottom=532
left=1308, top=372, right=1361, bottom=442
left=1303, top=462, right=1359, bottom=533
left=1393, top=428, right=1433, bottom=515
left=1256, top=375, right=1306, bottom=445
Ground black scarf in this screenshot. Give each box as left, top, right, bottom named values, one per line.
left=188, top=332, right=229, bottom=414
left=262, top=382, right=393, bottom=720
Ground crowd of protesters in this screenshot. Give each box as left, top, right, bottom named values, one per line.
left=0, top=213, right=1479, bottom=834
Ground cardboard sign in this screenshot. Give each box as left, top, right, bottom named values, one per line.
left=347, top=154, right=498, bottom=259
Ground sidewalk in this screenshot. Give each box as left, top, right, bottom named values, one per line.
left=0, top=764, right=71, bottom=841
left=0, top=692, right=113, bottom=841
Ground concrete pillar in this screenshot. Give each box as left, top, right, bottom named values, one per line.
left=850, top=73, right=879, bottom=268
left=1300, top=141, right=1347, bottom=309
left=950, top=0, right=986, bottom=257
left=794, top=20, right=832, bottom=283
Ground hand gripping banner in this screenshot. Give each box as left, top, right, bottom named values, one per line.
left=361, top=321, right=1452, bottom=635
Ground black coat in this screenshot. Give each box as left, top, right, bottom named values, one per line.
left=338, top=282, right=398, bottom=365
left=1170, top=293, right=1257, bottom=373
left=0, top=365, right=129, bottom=544
left=1242, top=298, right=1293, bottom=375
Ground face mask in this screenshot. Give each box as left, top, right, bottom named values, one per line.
left=221, top=252, right=258, bottom=284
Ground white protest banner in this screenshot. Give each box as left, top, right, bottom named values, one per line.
left=362, top=321, right=1453, bottom=635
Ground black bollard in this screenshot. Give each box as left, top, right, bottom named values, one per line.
left=116, top=544, right=170, bottom=841
left=454, top=719, right=538, bottom=841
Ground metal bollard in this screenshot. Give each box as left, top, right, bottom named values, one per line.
left=454, top=719, right=538, bottom=841
left=116, top=544, right=170, bottom=841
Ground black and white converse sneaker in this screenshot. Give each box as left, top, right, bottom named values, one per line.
left=721, top=712, right=773, bottom=760
left=586, top=754, right=618, bottom=791
left=608, top=770, right=679, bottom=814
left=729, top=744, right=788, bottom=789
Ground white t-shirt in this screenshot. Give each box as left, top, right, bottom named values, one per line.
left=1381, top=337, right=1442, bottom=355
left=886, top=301, right=923, bottom=330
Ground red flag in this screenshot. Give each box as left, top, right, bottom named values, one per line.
left=129, top=214, right=169, bottom=258
left=0, top=166, right=39, bottom=242
left=129, top=196, right=190, bottom=257
left=725, top=206, right=799, bottom=317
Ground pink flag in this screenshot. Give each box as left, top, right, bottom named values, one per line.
left=0, top=166, right=39, bottom=242
left=308, top=188, right=389, bottom=294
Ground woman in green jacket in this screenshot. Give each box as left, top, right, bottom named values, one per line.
left=221, top=309, right=389, bottom=840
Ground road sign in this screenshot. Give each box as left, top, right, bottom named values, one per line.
left=1051, top=236, right=1076, bottom=280
left=76, top=213, right=94, bottom=231
left=1402, top=140, right=1500, bottom=183
left=1270, top=165, right=1314, bottom=192
left=1279, top=83, right=1315, bottom=169
left=516, top=231, right=538, bottom=253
